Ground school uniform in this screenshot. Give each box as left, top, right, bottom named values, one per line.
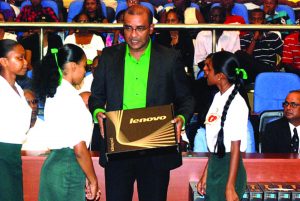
left=0, top=75, right=32, bottom=201
left=39, top=79, right=93, bottom=201
left=204, top=84, right=248, bottom=201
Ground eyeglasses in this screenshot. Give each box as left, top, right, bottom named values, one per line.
left=27, top=99, right=38, bottom=105
left=282, top=101, right=300, bottom=108
left=123, top=25, right=148, bottom=33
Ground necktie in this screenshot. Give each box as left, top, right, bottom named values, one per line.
left=291, top=128, right=299, bottom=153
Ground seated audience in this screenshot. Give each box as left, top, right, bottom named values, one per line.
left=106, top=9, right=125, bottom=47
left=22, top=89, right=47, bottom=151
left=160, top=0, right=205, bottom=24
left=156, top=8, right=194, bottom=76
left=0, top=11, right=17, bottom=41
left=81, top=0, right=108, bottom=23
left=263, top=0, right=293, bottom=38
left=64, top=12, right=105, bottom=62
left=281, top=31, right=300, bottom=76
left=0, top=8, right=16, bottom=22
left=262, top=90, right=300, bottom=153
left=236, top=8, right=283, bottom=83
left=16, top=0, right=59, bottom=22
left=263, top=0, right=293, bottom=24
left=20, top=15, right=63, bottom=70
left=220, top=0, right=247, bottom=24
left=194, top=6, right=240, bottom=67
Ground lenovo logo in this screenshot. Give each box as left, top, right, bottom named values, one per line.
left=129, top=116, right=167, bottom=124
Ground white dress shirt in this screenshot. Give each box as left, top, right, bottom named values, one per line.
left=289, top=123, right=300, bottom=153
left=194, top=30, right=240, bottom=65
left=0, top=76, right=31, bottom=144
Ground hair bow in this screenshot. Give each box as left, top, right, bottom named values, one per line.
left=235, top=68, right=248, bottom=80
left=51, top=48, right=63, bottom=85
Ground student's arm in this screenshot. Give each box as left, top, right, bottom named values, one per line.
left=225, top=140, right=241, bottom=201
left=74, top=141, right=100, bottom=200
left=197, top=158, right=209, bottom=195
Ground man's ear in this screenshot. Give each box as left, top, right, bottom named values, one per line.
left=149, top=23, right=154, bottom=35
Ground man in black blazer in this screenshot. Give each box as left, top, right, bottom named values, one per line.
left=88, top=5, right=194, bottom=201
left=262, top=90, right=300, bottom=153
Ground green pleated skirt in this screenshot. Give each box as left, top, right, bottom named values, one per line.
left=205, top=153, right=247, bottom=201
left=0, top=142, right=23, bottom=201
left=38, top=148, right=85, bottom=201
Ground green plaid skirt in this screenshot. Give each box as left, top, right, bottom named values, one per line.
left=0, top=142, right=23, bottom=201
left=39, top=148, right=85, bottom=201
left=205, top=153, right=247, bottom=201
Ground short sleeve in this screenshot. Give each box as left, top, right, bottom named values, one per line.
left=224, top=96, right=248, bottom=142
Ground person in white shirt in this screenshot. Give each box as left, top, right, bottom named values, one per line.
left=197, top=51, right=248, bottom=201
left=0, top=39, right=31, bottom=201
left=33, top=44, right=100, bottom=201
left=194, top=6, right=240, bottom=67
left=22, top=89, right=48, bottom=151
left=64, top=12, right=105, bottom=62
left=0, top=11, right=17, bottom=41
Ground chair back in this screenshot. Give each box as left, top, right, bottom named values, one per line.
left=259, top=110, right=284, bottom=134
left=116, top=2, right=155, bottom=17
left=258, top=110, right=284, bottom=152
left=253, top=72, right=300, bottom=114
left=0, top=1, right=13, bottom=10
left=140, top=2, right=155, bottom=16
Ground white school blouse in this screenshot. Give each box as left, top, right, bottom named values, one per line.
left=205, top=85, right=248, bottom=152
left=0, top=76, right=31, bottom=144
left=44, top=79, right=93, bottom=149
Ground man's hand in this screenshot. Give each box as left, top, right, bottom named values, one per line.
left=96, top=112, right=106, bottom=138
left=172, top=116, right=184, bottom=143
left=253, top=31, right=260, bottom=41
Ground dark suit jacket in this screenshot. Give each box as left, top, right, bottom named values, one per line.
left=261, top=117, right=293, bottom=153
left=89, top=41, right=195, bottom=169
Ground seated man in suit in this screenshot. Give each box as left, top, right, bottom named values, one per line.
left=262, top=90, right=300, bottom=153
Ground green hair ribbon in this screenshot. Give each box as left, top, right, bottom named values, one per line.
left=51, top=48, right=63, bottom=85
left=235, top=68, right=248, bottom=80
left=87, top=59, right=93, bottom=65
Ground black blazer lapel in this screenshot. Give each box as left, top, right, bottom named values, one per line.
left=146, top=42, right=160, bottom=107
left=281, top=118, right=293, bottom=151
left=111, top=44, right=126, bottom=110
